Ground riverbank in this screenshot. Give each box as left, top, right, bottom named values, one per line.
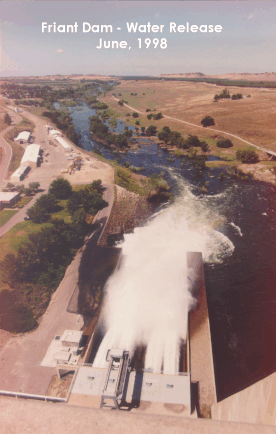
left=99, top=185, right=155, bottom=246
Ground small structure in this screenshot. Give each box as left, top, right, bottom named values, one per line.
left=0, top=192, right=20, bottom=209
left=14, top=131, right=31, bottom=143
left=60, top=330, right=83, bottom=348
left=54, top=135, right=72, bottom=151
left=41, top=330, right=84, bottom=376
left=10, top=164, right=29, bottom=182
left=21, top=144, right=40, bottom=168
left=100, top=349, right=130, bottom=410
left=14, top=107, right=22, bottom=113
left=49, top=129, right=63, bottom=138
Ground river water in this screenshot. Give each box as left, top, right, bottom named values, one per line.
left=66, top=103, right=276, bottom=400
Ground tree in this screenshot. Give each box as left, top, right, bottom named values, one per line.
left=185, top=135, right=201, bottom=148
left=6, top=182, right=15, bottom=191
left=145, top=109, right=151, bottom=112
left=29, top=182, right=40, bottom=192
left=236, top=149, right=259, bottom=164
left=170, top=132, right=184, bottom=148
left=158, top=130, right=170, bottom=143
left=89, top=179, right=103, bottom=193
left=201, top=116, right=215, bottom=127
left=220, top=88, right=230, bottom=99
left=15, top=185, right=25, bottom=193
left=4, top=113, right=12, bottom=125
left=200, top=141, right=209, bottom=152
left=153, top=112, right=163, bottom=120
left=67, top=189, right=107, bottom=216
left=26, top=194, right=57, bottom=223
left=146, top=125, right=157, bottom=136
left=132, top=112, right=139, bottom=118
left=71, top=208, right=87, bottom=236
left=118, top=100, right=124, bottom=107
left=48, top=178, right=72, bottom=199
left=23, top=188, right=32, bottom=196
left=147, top=114, right=153, bottom=120
left=217, top=139, right=233, bottom=148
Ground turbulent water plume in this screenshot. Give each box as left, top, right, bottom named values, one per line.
left=93, top=176, right=234, bottom=374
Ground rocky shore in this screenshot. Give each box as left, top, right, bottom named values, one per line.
left=99, top=185, right=155, bottom=246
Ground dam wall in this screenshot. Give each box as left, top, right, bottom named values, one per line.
left=188, top=252, right=217, bottom=417
left=211, top=372, right=276, bottom=425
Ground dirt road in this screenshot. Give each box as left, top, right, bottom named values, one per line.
left=113, top=97, right=276, bottom=156
left=0, top=110, right=22, bottom=189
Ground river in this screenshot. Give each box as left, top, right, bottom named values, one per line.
left=64, top=102, right=276, bottom=401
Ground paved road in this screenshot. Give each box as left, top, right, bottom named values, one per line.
left=113, top=97, right=276, bottom=156
left=0, top=110, right=22, bottom=189
left=0, top=184, right=114, bottom=395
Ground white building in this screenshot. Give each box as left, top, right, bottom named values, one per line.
left=54, top=135, right=72, bottom=151
left=49, top=129, right=63, bottom=137
left=0, top=192, right=20, bottom=210
left=21, top=144, right=40, bottom=168
left=14, top=131, right=31, bottom=143
left=10, top=164, right=29, bottom=182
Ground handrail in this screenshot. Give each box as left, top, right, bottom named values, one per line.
left=0, top=390, right=66, bottom=403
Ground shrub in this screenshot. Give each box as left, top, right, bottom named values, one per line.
left=201, top=141, right=209, bottom=152
left=153, top=112, right=163, bottom=120
left=217, top=139, right=233, bottom=148
left=236, top=149, right=259, bottom=164
left=201, top=116, right=215, bottom=127
left=185, top=135, right=201, bottom=148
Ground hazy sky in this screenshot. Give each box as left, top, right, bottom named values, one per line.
left=1, top=1, right=276, bottom=76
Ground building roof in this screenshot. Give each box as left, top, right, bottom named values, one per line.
left=11, top=165, right=29, bottom=178
left=21, top=144, right=40, bottom=165
left=55, top=136, right=72, bottom=151
left=49, top=129, right=63, bottom=137
left=0, top=192, right=19, bottom=202
left=14, top=131, right=31, bottom=142
left=60, top=330, right=83, bottom=345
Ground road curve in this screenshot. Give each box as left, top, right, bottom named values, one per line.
left=113, top=97, right=274, bottom=155
left=0, top=110, right=23, bottom=189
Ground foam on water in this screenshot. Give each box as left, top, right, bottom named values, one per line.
left=93, top=176, right=234, bottom=374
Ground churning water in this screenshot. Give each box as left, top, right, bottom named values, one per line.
left=93, top=175, right=234, bottom=374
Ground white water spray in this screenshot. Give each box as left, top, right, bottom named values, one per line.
left=93, top=176, right=234, bottom=374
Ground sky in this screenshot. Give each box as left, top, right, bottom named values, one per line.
left=1, top=1, right=276, bottom=77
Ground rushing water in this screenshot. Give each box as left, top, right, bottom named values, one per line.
left=68, top=103, right=276, bottom=400
left=93, top=176, right=234, bottom=374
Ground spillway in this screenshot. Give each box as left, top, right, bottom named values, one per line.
left=93, top=176, right=234, bottom=374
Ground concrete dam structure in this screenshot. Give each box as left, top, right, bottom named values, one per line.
left=69, top=252, right=216, bottom=417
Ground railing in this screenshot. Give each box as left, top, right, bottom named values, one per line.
left=0, top=390, right=66, bottom=403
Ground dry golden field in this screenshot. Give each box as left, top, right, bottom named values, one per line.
left=103, top=80, right=276, bottom=153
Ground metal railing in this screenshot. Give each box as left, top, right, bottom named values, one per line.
left=0, top=390, right=66, bottom=403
